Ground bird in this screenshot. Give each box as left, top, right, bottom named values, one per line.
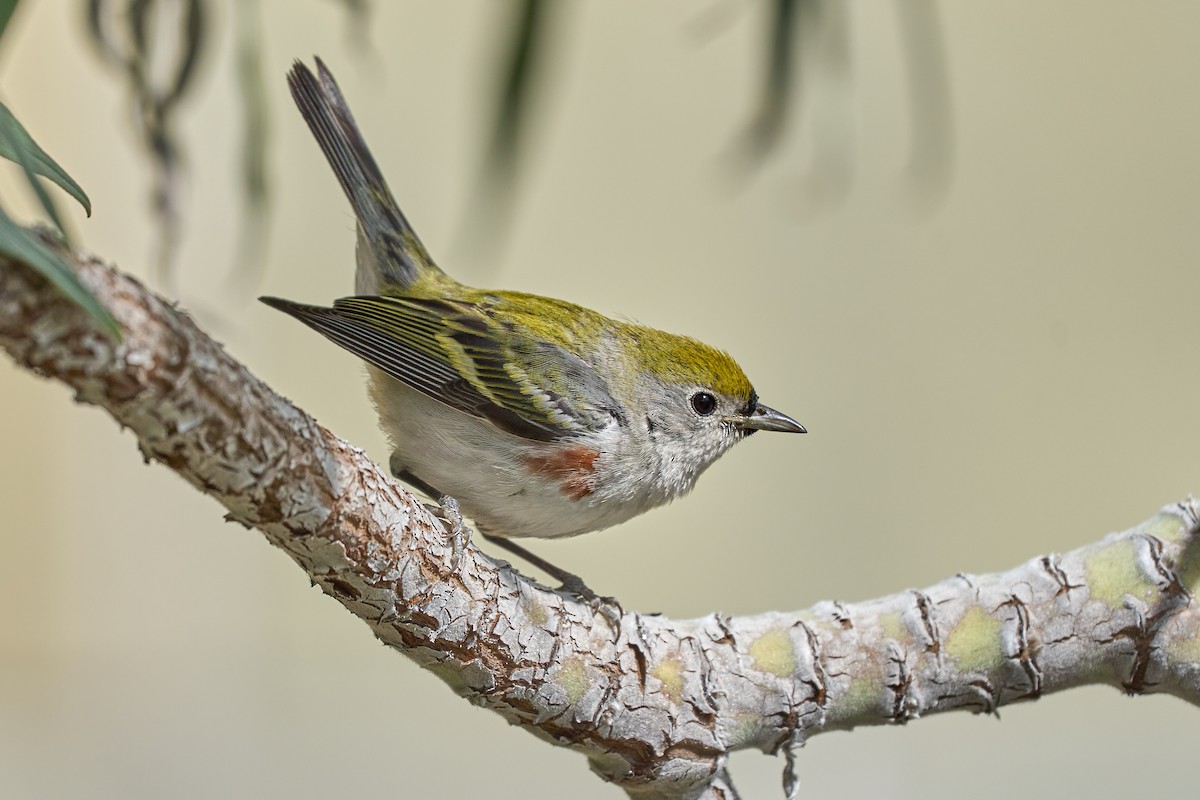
left=261, top=58, right=805, bottom=596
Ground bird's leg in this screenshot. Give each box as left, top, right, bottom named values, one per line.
left=483, top=534, right=621, bottom=617
left=392, top=462, right=468, bottom=572
left=481, top=535, right=591, bottom=596
left=390, top=458, right=441, bottom=498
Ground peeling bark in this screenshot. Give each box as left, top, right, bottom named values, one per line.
left=3, top=248, right=1199, bottom=800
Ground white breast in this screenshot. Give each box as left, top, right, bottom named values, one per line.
left=368, top=369, right=663, bottom=539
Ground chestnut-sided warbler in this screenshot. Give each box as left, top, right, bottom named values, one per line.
left=262, top=59, right=804, bottom=592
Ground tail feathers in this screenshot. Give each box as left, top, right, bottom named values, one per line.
left=288, top=57, right=439, bottom=288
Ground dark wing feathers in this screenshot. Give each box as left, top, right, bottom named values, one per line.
left=260, top=297, right=458, bottom=398
left=259, top=295, right=604, bottom=442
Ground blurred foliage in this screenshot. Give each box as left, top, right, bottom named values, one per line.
left=4, top=1, right=949, bottom=300
left=85, top=0, right=207, bottom=284
left=228, top=0, right=268, bottom=292
left=896, top=0, right=953, bottom=206
left=325, top=0, right=372, bottom=51
left=81, top=0, right=370, bottom=290
left=456, top=0, right=560, bottom=260
left=464, top=0, right=950, bottom=253
left=741, top=0, right=803, bottom=159
left=0, top=0, right=18, bottom=40
left=484, top=0, right=553, bottom=195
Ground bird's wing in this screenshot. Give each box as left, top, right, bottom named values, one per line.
left=259, top=295, right=622, bottom=442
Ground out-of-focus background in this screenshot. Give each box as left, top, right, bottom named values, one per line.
left=2, top=2, right=1198, bottom=797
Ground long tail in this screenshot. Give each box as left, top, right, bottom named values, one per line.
left=287, top=57, right=440, bottom=289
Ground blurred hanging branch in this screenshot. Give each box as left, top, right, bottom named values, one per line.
left=84, top=0, right=206, bottom=284
left=728, top=0, right=952, bottom=211
left=897, top=0, right=954, bottom=210
left=227, top=0, right=269, bottom=292
left=0, top=1, right=951, bottom=304
left=456, top=0, right=560, bottom=260
left=740, top=0, right=804, bottom=159
left=739, top=0, right=858, bottom=208
left=468, top=0, right=953, bottom=252
left=80, top=0, right=368, bottom=290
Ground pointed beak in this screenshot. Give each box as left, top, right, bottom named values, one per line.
left=728, top=403, right=807, bottom=434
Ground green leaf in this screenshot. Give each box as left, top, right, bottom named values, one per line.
left=0, top=100, right=92, bottom=216
left=0, top=0, right=20, bottom=43
left=0, top=209, right=119, bottom=338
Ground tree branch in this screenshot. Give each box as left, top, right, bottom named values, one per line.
left=3, top=245, right=1198, bottom=800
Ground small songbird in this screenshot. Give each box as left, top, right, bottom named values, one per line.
left=262, top=58, right=805, bottom=593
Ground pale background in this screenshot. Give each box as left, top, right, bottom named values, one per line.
left=2, top=2, right=1198, bottom=798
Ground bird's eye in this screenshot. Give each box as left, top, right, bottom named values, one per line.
left=690, top=391, right=718, bottom=416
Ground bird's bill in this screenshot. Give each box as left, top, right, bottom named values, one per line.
left=728, top=403, right=807, bottom=434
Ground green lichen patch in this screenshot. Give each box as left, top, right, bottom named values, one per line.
left=522, top=596, right=549, bottom=627
left=1140, top=510, right=1189, bottom=544
left=1084, top=539, right=1156, bottom=607
left=945, top=606, right=1002, bottom=672
left=749, top=629, right=797, bottom=677
left=837, top=672, right=884, bottom=719
left=1176, top=541, right=1200, bottom=596
left=556, top=657, right=588, bottom=705
left=879, top=611, right=906, bottom=641
left=651, top=657, right=684, bottom=704
left=726, top=711, right=772, bottom=748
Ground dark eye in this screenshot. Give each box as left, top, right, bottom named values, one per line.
left=690, top=391, right=718, bottom=416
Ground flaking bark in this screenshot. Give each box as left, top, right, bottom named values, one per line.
left=2, top=246, right=1199, bottom=800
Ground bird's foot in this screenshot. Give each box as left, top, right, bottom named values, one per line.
left=556, top=573, right=623, bottom=620
left=481, top=534, right=622, bottom=621
left=435, top=494, right=469, bottom=573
